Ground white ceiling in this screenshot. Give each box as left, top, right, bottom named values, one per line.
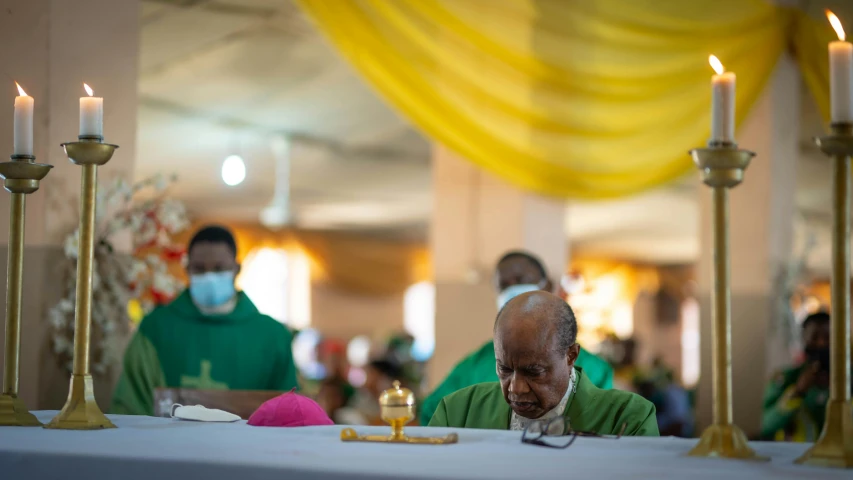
left=135, top=0, right=839, bottom=272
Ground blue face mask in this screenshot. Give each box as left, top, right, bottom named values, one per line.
left=496, top=282, right=546, bottom=310
left=189, top=271, right=236, bottom=308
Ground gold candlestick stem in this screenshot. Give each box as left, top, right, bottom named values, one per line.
left=795, top=123, right=853, bottom=468
left=0, top=155, right=52, bottom=427
left=687, top=143, right=765, bottom=461
left=46, top=137, right=118, bottom=430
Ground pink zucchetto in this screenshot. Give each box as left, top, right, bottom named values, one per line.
left=247, top=389, right=334, bottom=427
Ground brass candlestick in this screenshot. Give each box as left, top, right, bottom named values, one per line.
left=795, top=122, right=853, bottom=468
left=687, top=142, right=765, bottom=461
left=0, top=154, right=52, bottom=427
left=45, top=135, right=117, bottom=430
left=341, top=381, right=458, bottom=444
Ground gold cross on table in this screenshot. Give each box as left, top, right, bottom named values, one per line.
left=180, top=360, right=228, bottom=389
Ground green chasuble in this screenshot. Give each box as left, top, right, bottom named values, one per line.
left=429, top=368, right=658, bottom=436
left=760, top=364, right=830, bottom=441
left=419, top=340, right=613, bottom=425
left=111, top=291, right=298, bottom=416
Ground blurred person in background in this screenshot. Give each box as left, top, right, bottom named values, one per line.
left=111, top=225, right=298, bottom=415
left=635, top=366, right=693, bottom=437
left=334, top=358, right=404, bottom=425
left=761, top=312, right=833, bottom=441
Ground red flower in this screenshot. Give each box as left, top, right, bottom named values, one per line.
left=150, top=288, right=173, bottom=305
left=163, top=246, right=185, bottom=262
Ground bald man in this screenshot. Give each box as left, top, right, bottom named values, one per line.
left=429, top=292, right=658, bottom=435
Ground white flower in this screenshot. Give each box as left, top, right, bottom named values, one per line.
left=157, top=200, right=189, bottom=234
left=58, top=299, right=74, bottom=313
left=49, top=308, right=68, bottom=329
left=154, top=174, right=169, bottom=191
left=64, top=231, right=79, bottom=259
left=127, top=260, right=148, bottom=283
left=136, top=218, right=158, bottom=247
left=53, top=336, right=72, bottom=355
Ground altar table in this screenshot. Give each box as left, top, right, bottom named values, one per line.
left=0, top=412, right=849, bottom=479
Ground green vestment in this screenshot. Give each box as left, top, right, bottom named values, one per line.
left=111, top=291, right=298, bottom=416
left=420, top=341, right=613, bottom=425
left=760, top=364, right=830, bottom=441
left=429, top=367, right=658, bottom=436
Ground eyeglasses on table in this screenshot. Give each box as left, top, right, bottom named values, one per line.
left=520, top=416, right=627, bottom=449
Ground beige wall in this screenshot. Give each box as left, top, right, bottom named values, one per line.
left=310, top=282, right=404, bottom=342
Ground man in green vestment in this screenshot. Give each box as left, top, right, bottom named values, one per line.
left=760, top=312, right=834, bottom=441
left=430, top=291, right=658, bottom=435
left=419, top=251, right=613, bottom=425
left=111, top=225, right=299, bottom=416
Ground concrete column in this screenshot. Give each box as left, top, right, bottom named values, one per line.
left=429, top=146, right=566, bottom=388
left=0, top=0, right=139, bottom=409
left=696, top=54, right=799, bottom=436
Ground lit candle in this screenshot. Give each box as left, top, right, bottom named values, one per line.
left=827, top=10, right=853, bottom=123
left=13, top=82, right=33, bottom=156
left=79, top=83, right=103, bottom=138
left=709, top=55, right=735, bottom=143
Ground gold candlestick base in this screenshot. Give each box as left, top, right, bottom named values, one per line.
left=0, top=394, right=41, bottom=427
left=795, top=400, right=853, bottom=468
left=44, top=374, right=115, bottom=430
left=688, top=424, right=765, bottom=461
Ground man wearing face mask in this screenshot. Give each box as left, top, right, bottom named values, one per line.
left=419, top=250, right=613, bottom=425
left=111, top=225, right=298, bottom=416
left=429, top=291, right=657, bottom=434
left=760, top=312, right=834, bottom=441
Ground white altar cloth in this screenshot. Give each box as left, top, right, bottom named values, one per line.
left=0, top=411, right=849, bottom=479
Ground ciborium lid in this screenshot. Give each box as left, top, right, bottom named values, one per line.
left=379, top=380, right=414, bottom=407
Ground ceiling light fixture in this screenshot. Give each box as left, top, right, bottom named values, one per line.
left=221, top=154, right=246, bottom=186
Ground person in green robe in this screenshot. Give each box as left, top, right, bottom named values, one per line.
left=111, top=225, right=299, bottom=416
left=429, top=291, right=658, bottom=435
left=419, top=250, right=613, bottom=425
left=760, top=312, right=832, bottom=441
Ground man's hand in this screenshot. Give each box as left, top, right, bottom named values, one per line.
left=794, top=362, right=821, bottom=397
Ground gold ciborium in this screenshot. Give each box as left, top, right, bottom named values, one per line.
left=45, top=135, right=118, bottom=430
left=340, top=381, right=458, bottom=444
left=0, top=154, right=52, bottom=427
left=795, top=123, right=853, bottom=469
left=686, top=141, right=766, bottom=462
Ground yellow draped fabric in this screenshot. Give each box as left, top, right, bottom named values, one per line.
left=177, top=223, right=429, bottom=296
left=296, top=0, right=836, bottom=199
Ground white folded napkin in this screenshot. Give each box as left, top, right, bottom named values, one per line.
left=170, top=404, right=240, bottom=423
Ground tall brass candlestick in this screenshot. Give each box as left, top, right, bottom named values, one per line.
left=687, top=142, right=764, bottom=461
left=796, top=123, right=853, bottom=468
left=0, top=155, right=52, bottom=427
left=45, top=136, right=117, bottom=430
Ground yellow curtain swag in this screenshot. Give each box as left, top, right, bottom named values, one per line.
left=297, top=0, right=834, bottom=199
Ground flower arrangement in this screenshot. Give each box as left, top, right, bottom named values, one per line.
left=49, top=174, right=190, bottom=374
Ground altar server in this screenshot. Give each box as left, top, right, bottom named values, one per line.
left=419, top=251, right=613, bottom=425
left=761, top=312, right=833, bottom=441
left=111, top=225, right=298, bottom=416
left=429, top=291, right=658, bottom=435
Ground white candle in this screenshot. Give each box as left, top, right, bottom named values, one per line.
left=79, top=83, right=103, bottom=137
left=13, top=83, right=33, bottom=156
left=709, top=55, right=735, bottom=143
left=827, top=11, right=853, bottom=123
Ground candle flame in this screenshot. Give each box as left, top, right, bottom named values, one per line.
left=709, top=55, right=724, bottom=75
left=827, top=10, right=846, bottom=41
left=83, top=83, right=94, bottom=97
left=15, top=82, right=27, bottom=97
